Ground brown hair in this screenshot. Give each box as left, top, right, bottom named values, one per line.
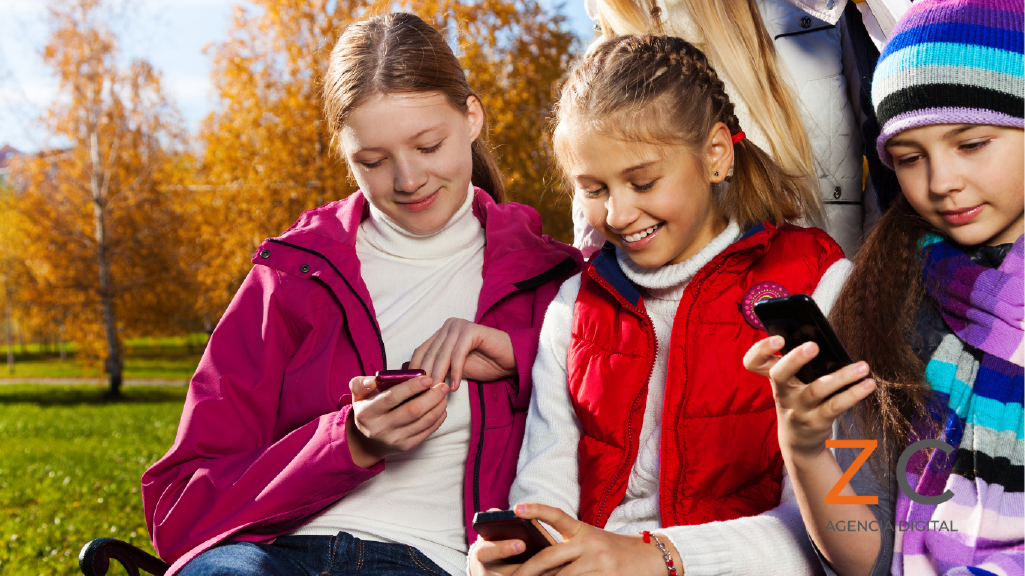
left=830, top=194, right=941, bottom=471
left=591, top=0, right=820, bottom=221
left=553, top=35, right=818, bottom=229
left=323, top=12, right=505, bottom=201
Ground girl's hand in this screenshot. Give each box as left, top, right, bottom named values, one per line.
left=468, top=534, right=522, bottom=576
left=743, top=336, right=877, bottom=460
left=345, top=374, right=449, bottom=468
left=510, top=503, right=672, bottom=576
left=410, top=318, right=515, bottom=390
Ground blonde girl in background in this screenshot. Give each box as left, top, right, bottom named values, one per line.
left=471, top=34, right=852, bottom=576
left=575, top=0, right=871, bottom=257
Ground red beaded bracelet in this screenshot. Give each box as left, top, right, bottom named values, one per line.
left=641, top=531, right=678, bottom=575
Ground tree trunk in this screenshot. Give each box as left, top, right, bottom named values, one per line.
left=90, top=129, right=122, bottom=397
left=4, top=284, right=13, bottom=374
left=58, top=322, right=67, bottom=362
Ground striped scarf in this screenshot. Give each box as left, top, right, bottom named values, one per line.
left=892, top=235, right=1024, bottom=576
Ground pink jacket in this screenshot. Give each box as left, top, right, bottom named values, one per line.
left=142, top=189, right=581, bottom=574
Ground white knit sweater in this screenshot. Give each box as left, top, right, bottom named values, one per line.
left=510, top=222, right=852, bottom=576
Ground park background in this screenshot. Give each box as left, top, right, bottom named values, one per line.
left=0, top=0, right=594, bottom=573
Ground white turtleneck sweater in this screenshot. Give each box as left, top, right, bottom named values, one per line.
left=510, top=222, right=852, bottom=575
left=291, top=186, right=483, bottom=576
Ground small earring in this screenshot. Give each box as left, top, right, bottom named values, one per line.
left=714, top=171, right=720, bottom=177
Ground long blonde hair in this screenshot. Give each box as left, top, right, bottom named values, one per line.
left=591, top=0, right=820, bottom=220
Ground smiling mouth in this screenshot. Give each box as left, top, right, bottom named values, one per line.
left=940, top=205, right=983, bottom=226
left=398, top=190, right=439, bottom=212
left=619, top=220, right=660, bottom=240
left=621, top=223, right=663, bottom=246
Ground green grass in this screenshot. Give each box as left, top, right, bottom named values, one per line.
left=0, top=334, right=207, bottom=381
left=0, top=384, right=188, bottom=575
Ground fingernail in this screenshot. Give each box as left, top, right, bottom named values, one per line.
left=854, top=362, right=869, bottom=375
left=770, top=336, right=784, bottom=348
left=441, top=383, right=450, bottom=394
left=803, top=342, right=816, bottom=356
left=421, top=377, right=432, bottom=389
left=514, top=503, right=528, bottom=514
left=363, top=377, right=375, bottom=390
left=512, top=541, right=525, bottom=554
left=861, top=379, right=876, bottom=391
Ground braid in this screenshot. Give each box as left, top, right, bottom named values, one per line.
left=554, top=34, right=814, bottom=227
left=655, top=37, right=744, bottom=137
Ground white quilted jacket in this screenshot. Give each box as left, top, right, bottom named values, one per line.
left=573, top=0, right=876, bottom=258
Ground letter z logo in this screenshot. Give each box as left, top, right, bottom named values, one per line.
left=824, top=440, right=879, bottom=505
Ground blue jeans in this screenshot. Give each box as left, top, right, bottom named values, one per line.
left=177, top=533, right=449, bottom=576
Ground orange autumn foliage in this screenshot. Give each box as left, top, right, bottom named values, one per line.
left=9, top=0, right=196, bottom=393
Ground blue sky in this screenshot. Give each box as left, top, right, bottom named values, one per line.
left=0, top=1, right=594, bottom=153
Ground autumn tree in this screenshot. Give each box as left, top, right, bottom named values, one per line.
left=195, top=0, right=577, bottom=321
left=11, top=0, right=194, bottom=395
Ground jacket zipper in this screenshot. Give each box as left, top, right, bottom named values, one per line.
left=265, top=239, right=387, bottom=368
left=472, top=257, right=575, bottom=518
left=667, top=258, right=726, bottom=525
left=589, top=269, right=659, bottom=526
left=473, top=383, right=486, bottom=515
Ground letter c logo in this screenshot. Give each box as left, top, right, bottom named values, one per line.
left=897, top=439, right=955, bottom=505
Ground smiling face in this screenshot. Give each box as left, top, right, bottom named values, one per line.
left=560, top=124, right=732, bottom=267
left=339, top=91, right=484, bottom=234
left=886, top=124, right=1024, bottom=247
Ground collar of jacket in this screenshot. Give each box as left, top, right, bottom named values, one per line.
left=589, top=221, right=777, bottom=312
left=249, top=188, right=580, bottom=368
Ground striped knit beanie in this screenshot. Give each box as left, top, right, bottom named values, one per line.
left=872, top=0, right=1024, bottom=168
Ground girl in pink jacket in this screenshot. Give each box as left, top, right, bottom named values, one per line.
left=141, top=13, right=580, bottom=576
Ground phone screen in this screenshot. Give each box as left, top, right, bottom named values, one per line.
left=753, top=294, right=854, bottom=384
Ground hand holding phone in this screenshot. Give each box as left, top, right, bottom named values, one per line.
left=746, top=295, right=875, bottom=460
left=346, top=369, right=447, bottom=468
left=473, top=510, right=556, bottom=564
left=753, top=294, right=855, bottom=387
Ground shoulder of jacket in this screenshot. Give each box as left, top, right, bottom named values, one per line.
left=773, top=224, right=845, bottom=257
left=247, top=262, right=324, bottom=318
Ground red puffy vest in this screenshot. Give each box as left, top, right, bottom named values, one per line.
left=568, top=223, right=844, bottom=529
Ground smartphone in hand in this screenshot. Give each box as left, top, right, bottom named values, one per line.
left=374, top=369, right=427, bottom=392
left=473, top=510, right=556, bottom=564
left=753, top=294, right=857, bottom=389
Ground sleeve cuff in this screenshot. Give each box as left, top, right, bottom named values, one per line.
left=656, top=526, right=736, bottom=576
left=508, top=326, right=542, bottom=400
left=331, top=405, right=385, bottom=477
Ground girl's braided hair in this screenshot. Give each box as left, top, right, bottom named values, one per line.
left=553, top=35, right=819, bottom=228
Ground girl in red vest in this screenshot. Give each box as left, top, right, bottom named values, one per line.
left=470, top=35, right=851, bottom=575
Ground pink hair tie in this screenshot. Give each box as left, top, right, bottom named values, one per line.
left=731, top=131, right=746, bottom=145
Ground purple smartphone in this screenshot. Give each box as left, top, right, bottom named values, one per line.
left=374, top=368, right=426, bottom=392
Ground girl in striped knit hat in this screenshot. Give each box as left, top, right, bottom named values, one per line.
left=745, top=0, right=1023, bottom=575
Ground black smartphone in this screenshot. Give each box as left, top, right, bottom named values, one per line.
left=753, top=294, right=857, bottom=387
left=472, top=510, right=556, bottom=564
